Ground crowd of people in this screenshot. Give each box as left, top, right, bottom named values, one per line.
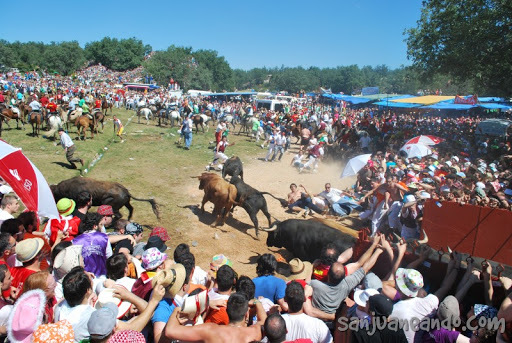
left=2, top=65, right=512, bottom=342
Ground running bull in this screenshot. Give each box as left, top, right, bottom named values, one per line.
left=222, top=156, right=244, bottom=180
left=229, top=176, right=287, bottom=238
left=51, top=177, right=160, bottom=220
left=197, top=172, right=237, bottom=227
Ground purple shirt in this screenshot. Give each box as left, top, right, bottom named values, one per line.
left=73, top=231, right=110, bottom=276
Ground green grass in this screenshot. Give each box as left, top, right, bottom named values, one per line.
left=3, top=107, right=264, bottom=240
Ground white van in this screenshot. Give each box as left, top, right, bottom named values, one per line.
left=255, top=99, right=288, bottom=112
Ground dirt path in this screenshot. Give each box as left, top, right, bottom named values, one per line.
left=177, top=148, right=357, bottom=279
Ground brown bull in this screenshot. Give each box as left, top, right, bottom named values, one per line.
left=197, top=172, right=237, bottom=227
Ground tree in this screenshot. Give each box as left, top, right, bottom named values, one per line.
left=405, top=0, right=512, bottom=96
left=193, top=49, right=233, bottom=91
left=43, top=41, right=85, bottom=75
left=85, top=37, right=148, bottom=71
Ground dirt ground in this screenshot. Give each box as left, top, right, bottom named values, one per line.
left=177, top=147, right=358, bottom=279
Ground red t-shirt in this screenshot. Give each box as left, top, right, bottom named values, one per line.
left=0, top=261, right=10, bottom=298
left=11, top=267, right=36, bottom=292
left=95, top=100, right=101, bottom=109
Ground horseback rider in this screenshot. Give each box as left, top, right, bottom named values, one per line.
left=47, top=99, right=58, bottom=120
left=28, top=98, right=42, bottom=122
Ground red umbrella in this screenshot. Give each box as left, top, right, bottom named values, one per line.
left=0, top=140, right=59, bottom=219
left=405, top=135, right=443, bottom=146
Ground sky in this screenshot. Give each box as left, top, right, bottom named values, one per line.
left=2, top=0, right=423, bottom=70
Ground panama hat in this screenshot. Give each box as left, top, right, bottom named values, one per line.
left=16, top=238, right=44, bottom=263
left=395, top=268, right=424, bottom=297
left=152, top=263, right=186, bottom=298
left=94, top=288, right=132, bottom=319
left=53, top=245, right=83, bottom=281
left=57, top=198, right=76, bottom=217
left=288, top=258, right=312, bottom=281
left=354, top=288, right=380, bottom=307
left=181, top=289, right=209, bottom=324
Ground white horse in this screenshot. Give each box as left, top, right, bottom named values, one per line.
left=138, top=108, right=153, bottom=125
left=170, top=110, right=181, bottom=127
left=45, top=115, right=62, bottom=140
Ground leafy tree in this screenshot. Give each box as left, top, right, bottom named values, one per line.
left=405, top=0, right=512, bottom=96
left=193, top=49, right=233, bottom=91
left=43, top=41, right=85, bottom=75
left=85, top=37, right=148, bottom=71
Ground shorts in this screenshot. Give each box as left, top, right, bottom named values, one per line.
left=117, top=127, right=124, bottom=136
left=300, top=137, right=310, bottom=146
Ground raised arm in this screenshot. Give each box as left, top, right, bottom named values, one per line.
left=481, top=262, right=494, bottom=306
left=117, top=284, right=165, bottom=332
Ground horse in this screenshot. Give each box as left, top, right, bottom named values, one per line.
left=44, top=114, right=62, bottom=140
left=192, top=114, right=210, bottom=133
left=101, top=98, right=113, bottom=115
left=75, top=115, right=95, bottom=140
left=93, top=110, right=105, bottom=133
left=28, top=112, right=42, bottom=137
left=219, top=115, right=236, bottom=130
left=237, top=115, right=255, bottom=136
left=0, top=104, right=24, bottom=130
left=137, top=108, right=153, bottom=125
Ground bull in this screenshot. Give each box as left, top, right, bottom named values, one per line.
left=263, top=218, right=359, bottom=262
left=198, top=172, right=237, bottom=227
left=222, top=156, right=243, bottom=180
left=50, top=177, right=160, bottom=220
left=229, top=176, right=287, bottom=238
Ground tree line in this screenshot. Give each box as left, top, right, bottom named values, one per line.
left=1, top=15, right=509, bottom=97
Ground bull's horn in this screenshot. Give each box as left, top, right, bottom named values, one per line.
left=417, top=229, right=428, bottom=244
left=262, top=223, right=278, bottom=232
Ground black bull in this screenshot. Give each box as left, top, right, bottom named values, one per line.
left=50, top=176, right=160, bottom=220
left=264, top=219, right=357, bottom=262
left=222, top=156, right=243, bottom=180
left=230, top=176, right=287, bottom=238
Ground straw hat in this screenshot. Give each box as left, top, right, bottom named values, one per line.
left=288, top=258, right=312, bottom=281
left=53, top=245, right=83, bottom=280
left=181, top=290, right=209, bottom=324
left=95, top=288, right=132, bottom=319
left=16, top=238, right=44, bottom=263
left=152, top=264, right=186, bottom=298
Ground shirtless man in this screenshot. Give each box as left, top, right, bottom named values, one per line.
left=367, top=175, right=407, bottom=236
left=164, top=293, right=266, bottom=343
left=287, top=183, right=325, bottom=217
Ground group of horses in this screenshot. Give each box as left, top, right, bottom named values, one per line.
left=0, top=96, right=113, bottom=140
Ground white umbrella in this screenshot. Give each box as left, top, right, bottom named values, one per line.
left=405, top=135, right=443, bottom=146
left=341, top=154, right=372, bottom=178
left=400, top=143, right=432, bottom=158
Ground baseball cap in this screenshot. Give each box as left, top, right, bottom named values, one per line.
left=87, top=302, right=118, bottom=340
left=368, top=294, right=394, bottom=317
left=437, top=295, right=460, bottom=326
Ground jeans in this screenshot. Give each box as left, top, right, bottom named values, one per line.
left=184, top=131, right=192, bottom=148
left=288, top=197, right=324, bottom=214
left=271, top=146, right=284, bottom=161
left=332, top=197, right=363, bottom=217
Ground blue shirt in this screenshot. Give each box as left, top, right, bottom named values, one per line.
left=253, top=275, right=286, bottom=304
left=152, top=298, right=177, bottom=324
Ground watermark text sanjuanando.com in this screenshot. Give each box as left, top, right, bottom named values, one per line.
left=338, top=315, right=506, bottom=335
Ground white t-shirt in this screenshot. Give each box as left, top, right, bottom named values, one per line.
left=54, top=302, right=95, bottom=342
left=390, top=293, right=439, bottom=343
left=282, top=313, right=333, bottom=343
left=191, top=266, right=208, bottom=286
left=0, top=209, right=13, bottom=227
left=318, top=188, right=343, bottom=205
left=0, top=305, right=12, bottom=327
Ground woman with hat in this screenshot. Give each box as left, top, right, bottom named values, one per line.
left=10, top=238, right=45, bottom=297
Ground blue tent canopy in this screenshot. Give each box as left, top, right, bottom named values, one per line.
left=322, top=94, right=372, bottom=104
left=479, top=103, right=512, bottom=110
left=423, top=103, right=476, bottom=110
left=479, top=97, right=505, bottom=102
left=374, top=101, right=419, bottom=108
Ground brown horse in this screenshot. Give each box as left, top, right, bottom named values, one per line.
left=75, top=115, right=95, bottom=140
left=93, top=110, right=105, bottom=133
left=0, top=104, right=25, bottom=130
left=101, top=99, right=113, bottom=115
left=28, top=112, right=42, bottom=137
